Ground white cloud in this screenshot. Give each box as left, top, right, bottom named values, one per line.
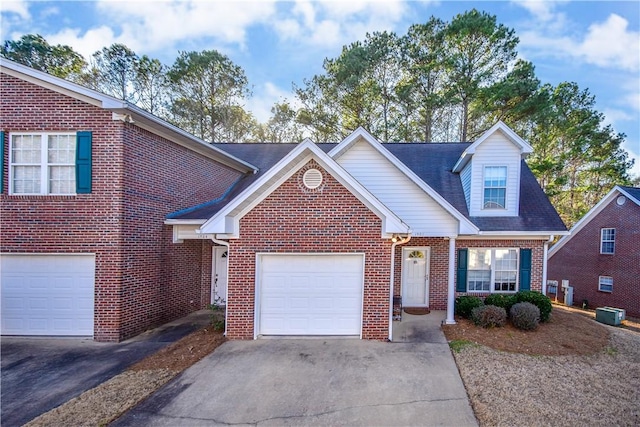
left=515, top=0, right=565, bottom=22
left=246, top=81, right=298, bottom=123
left=0, top=0, right=30, bottom=19
left=47, top=26, right=119, bottom=60
left=0, top=0, right=31, bottom=41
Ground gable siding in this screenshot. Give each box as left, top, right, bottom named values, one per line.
left=461, top=162, right=472, bottom=210
left=337, top=139, right=458, bottom=236
left=548, top=197, right=640, bottom=317
left=468, top=131, right=521, bottom=217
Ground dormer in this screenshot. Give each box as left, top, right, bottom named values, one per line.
left=453, top=122, right=533, bottom=217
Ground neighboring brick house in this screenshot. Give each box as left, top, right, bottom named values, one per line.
left=0, top=58, right=257, bottom=341
left=1, top=59, right=566, bottom=342
left=548, top=186, right=640, bottom=318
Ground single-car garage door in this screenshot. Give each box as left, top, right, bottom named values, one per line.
left=1, top=254, right=95, bottom=336
left=258, top=254, right=364, bottom=336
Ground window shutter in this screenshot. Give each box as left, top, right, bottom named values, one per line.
left=0, top=131, right=4, bottom=192
left=76, top=131, right=92, bottom=194
left=519, top=248, right=532, bottom=291
left=456, top=248, right=468, bottom=292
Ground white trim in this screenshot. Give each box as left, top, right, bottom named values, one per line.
left=446, top=238, right=456, bottom=325
left=549, top=186, right=638, bottom=258
left=452, top=121, right=533, bottom=172
left=164, top=219, right=207, bottom=225
left=200, top=140, right=410, bottom=237
left=329, top=127, right=478, bottom=235
left=254, top=252, right=365, bottom=339
left=600, top=228, right=616, bottom=254
left=481, top=165, right=508, bottom=211
left=400, top=247, right=430, bottom=307
left=463, top=233, right=564, bottom=239
left=598, top=275, right=613, bottom=293
left=465, top=248, right=520, bottom=293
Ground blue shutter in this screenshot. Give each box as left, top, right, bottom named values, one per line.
left=76, top=131, right=92, bottom=194
left=519, top=248, right=532, bottom=291
left=456, top=249, right=468, bottom=292
left=0, top=131, right=4, bottom=192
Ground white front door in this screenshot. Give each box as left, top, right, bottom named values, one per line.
left=401, top=247, right=430, bottom=307
left=212, top=247, right=228, bottom=305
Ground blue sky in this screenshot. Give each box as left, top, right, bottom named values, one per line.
left=2, top=0, right=639, bottom=177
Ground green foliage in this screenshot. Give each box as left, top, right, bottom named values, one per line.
left=484, top=294, right=517, bottom=313
left=455, top=295, right=484, bottom=319
left=212, top=319, right=225, bottom=332
left=510, top=302, right=541, bottom=330
left=448, top=339, right=478, bottom=353
left=514, top=291, right=552, bottom=322
left=471, top=305, right=507, bottom=328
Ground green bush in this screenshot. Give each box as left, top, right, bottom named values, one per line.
left=510, top=302, right=540, bottom=330
left=471, top=305, right=507, bottom=328
left=514, top=291, right=552, bottom=322
left=455, top=295, right=483, bottom=319
left=484, top=294, right=517, bottom=313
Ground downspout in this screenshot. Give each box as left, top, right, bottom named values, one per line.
left=388, top=234, right=411, bottom=341
left=210, top=236, right=230, bottom=337
left=542, top=235, right=554, bottom=295
left=446, top=237, right=456, bottom=325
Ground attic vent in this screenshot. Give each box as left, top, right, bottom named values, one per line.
left=303, top=168, right=323, bottom=189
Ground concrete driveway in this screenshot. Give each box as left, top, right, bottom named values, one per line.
left=114, top=312, right=477, bottom=426
left=1, top=310, right=210, bottom=426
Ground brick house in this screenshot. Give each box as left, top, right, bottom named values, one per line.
left=548, top=186, right=640, bottom=318
left=1, top=59, right=566, bottom=342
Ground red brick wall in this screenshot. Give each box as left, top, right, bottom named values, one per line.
left=226, top=160, right=392, bottom=340
left=393, top=238, right=449, bottom=310
left=454, top=239, right=546, bottom=297
left=548, top=197, right=640, bottom=317
left=0, top=73, right=243, bottom=341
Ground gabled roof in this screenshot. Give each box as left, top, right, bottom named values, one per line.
left=452, top=121, right=533, bottom=172
left=0, top=58, right=257, bottom=173
left=196, top=140, right=410, bottom=238
left=549, top=185, right=639, bottom=257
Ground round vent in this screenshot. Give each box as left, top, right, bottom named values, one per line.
left=303, top=168, right=323, bottom=189
left=617, top=195, right=626, bottom=206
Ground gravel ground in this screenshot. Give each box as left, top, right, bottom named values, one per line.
left=452, top=326, right=640, bottom=426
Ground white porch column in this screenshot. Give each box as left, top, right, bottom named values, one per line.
left=446, top=237, right=456, bottom=325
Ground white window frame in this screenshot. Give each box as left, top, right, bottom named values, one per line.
left=598, top=276, right=613, bottom=293
left=467, top=248, right=519, bottom=293
left=600, top=228, right=615, bottom=254
left=483, top=166, right=507, bottom=210
left=9, top=132, right=76, bottom=195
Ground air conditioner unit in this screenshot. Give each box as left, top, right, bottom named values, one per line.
left=603, top=307, right=626, bottom=321
left=561, top=280, right=569, bottom=289
left=595, top=308, right=622, bottom=326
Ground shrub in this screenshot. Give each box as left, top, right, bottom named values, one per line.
left=510, top=302, right=540, bottom=330
left=484, top=294, right=517, bottom=313
left=471, top=305, right=507, bottom=328
left=514, top=291, right=552, bottom=322
left=455, top=295, right=483, bottom=319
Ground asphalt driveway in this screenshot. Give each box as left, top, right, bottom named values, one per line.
left=114, top=316, right=477, bottom=426
left=0, top=310, right=210, bottom=426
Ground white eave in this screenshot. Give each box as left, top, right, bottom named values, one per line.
left=0, top=58, right=257, bottom=174
left=452, top=121, right=534, bottom=173
left=199, top=139, right=411, bottom=238
left=329, top=127, right=479, bottom=235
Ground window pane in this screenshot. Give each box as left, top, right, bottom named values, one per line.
left=469, top=249, right=491, bottom=269
left=599, top=276, right=613, bottom=292
left=483, top=167, right=507, bottom=208
left=49, top=166, right=75, bottom=194
left=494, top=249, right=517, bottom=292
left=12, top=166, right=41, bottom=193
left=601, top=228, right=615, bottom=254
left=12, top=135, right=41, bottom=163
left=48, top=135, right=75, bottom=163
left=468, top=270, right=491, bottom=291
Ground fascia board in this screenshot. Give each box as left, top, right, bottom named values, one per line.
left=548, top=186, right=622, bottom=257
left=164, top=219, right=206, bottom=225
left=618, top=186, right=640, bottom=206
left=327, top=127, right=377, bottom=158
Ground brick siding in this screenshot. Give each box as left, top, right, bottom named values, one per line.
left=226, top=160, right=392, bottom=340
left=548, top=197, right=640, bottom=317
left=0, top=73, right=243, bottom=341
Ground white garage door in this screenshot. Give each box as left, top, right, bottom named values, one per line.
left=1, top=254, right=95, bottom=336
left=258, top=254, right=364, bottom=336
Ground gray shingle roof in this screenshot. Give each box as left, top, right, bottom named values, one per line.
left=168, top=142, right=566, bottom=233
left=620, top=186, right=640, bottom=204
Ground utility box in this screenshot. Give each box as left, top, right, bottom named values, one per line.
left=564, top=286, right=573, bottom=307
left=604, top=307, right=626, bottom=321
left=596, top=308, right=622, bottom=326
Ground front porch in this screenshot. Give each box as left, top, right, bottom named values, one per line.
left=392, top=310, right=448, bottom=343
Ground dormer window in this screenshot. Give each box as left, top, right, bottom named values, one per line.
left=483, top=166, right=507, bottom=209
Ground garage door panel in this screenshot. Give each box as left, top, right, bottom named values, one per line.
left=1, top=255, right=95, bottom=336
left=259, top=254, right=363, bottom=336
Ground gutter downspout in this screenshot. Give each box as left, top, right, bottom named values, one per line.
left=389, top=235, right=411, bottom=341
left=542, top=235, right=554, bottom=295
left=210, top=236, right=230, bottom=337
left=446, top=237, right=456, bottom=325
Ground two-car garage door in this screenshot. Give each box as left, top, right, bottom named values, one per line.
left=1, top=254, right=95, bottom=336
left=258, top=254, right=364, bottom=336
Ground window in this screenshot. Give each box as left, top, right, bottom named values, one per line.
left=467, top=248, right=518, bottom=292
left=483, top=166, right=507, bottom=209
left=600, top=228, right=615, bottom=254
left=599, top=276, right=613, bottom=292
left=10, top=133, right=76, bottom=195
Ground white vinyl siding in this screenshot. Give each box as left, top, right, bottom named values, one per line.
left=337, top=139, right=458, bottom=236
left=461, top=162, right=472, bottom=210
left=468, top=131, right=521, bottom=217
